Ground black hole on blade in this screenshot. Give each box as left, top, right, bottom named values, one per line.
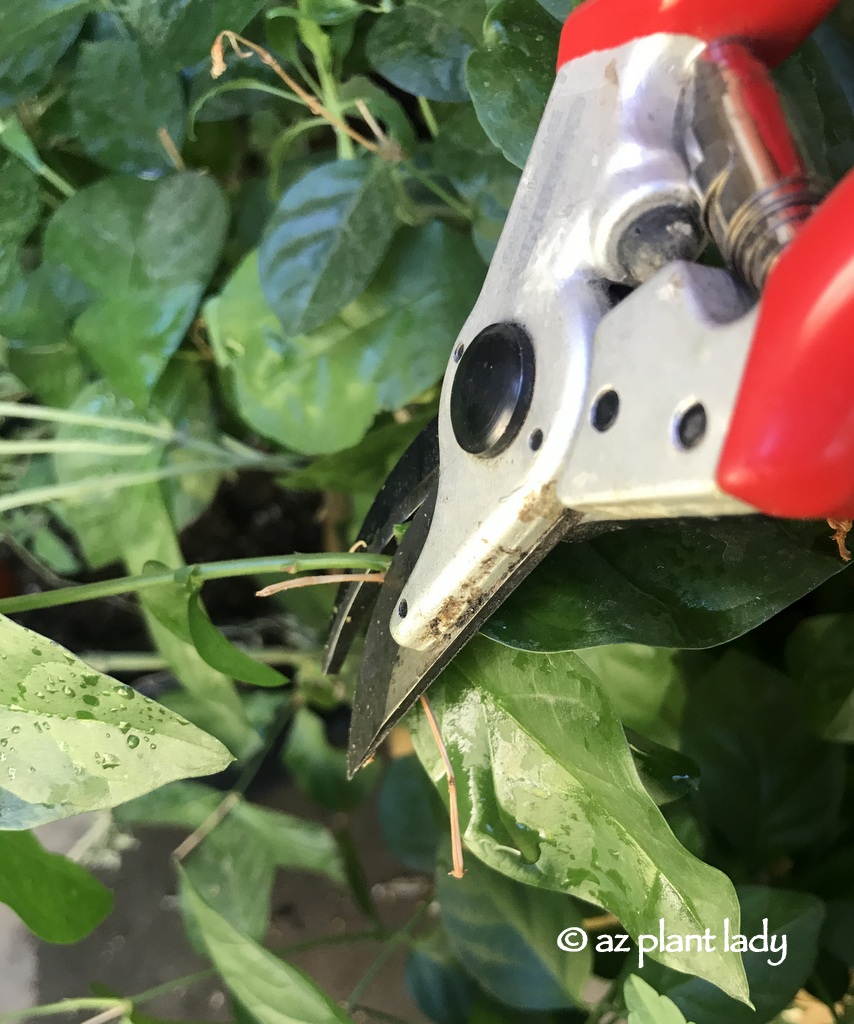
left=397, top=600, right=408, bottom=618
left=675, top=402, right=707, bottom=449
left=591, top=389, right=619, bottom=432
left=529, top=428, right=543, bottom=451
left=453, top=342, right=465, bottom=363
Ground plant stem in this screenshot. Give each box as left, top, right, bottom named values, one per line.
left=402, top=161, right=470, bottom=220
left=0, top=439, right=156, bottom=457
left=417, top=96, right=439, bottom=138
left=0, top=459, right=240, bottom=515
left=346, top=902, right=431, bottom=1011
left=128, top=968, right=215, bottom=1005
left=0, top=551, right=391, bottom=614
left=0, top=401, right=175, bottom=439
left=0, top=999, right=122, bottom=1023
left=79, top=647, right=318, bottom=674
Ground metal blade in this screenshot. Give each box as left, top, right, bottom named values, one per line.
left=347, top=499, right=583, bottom=776
left=322, top=419, right=438, bottom=675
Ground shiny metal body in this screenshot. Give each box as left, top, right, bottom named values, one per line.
left=340, top=31, right=819, bottom=773
left=392, top=35, right=753, bottom=656
left=682, top=41, right=824, bottom=289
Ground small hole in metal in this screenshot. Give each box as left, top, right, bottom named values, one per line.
left=591, top=389, right=620, bottom=432
left=529, top=428, right=543, bottom=451
left=397, top=600, right=408, bottom=618
left=675, top=402, right=707, bottom=449
left=453, top=342, right=465, bottom=363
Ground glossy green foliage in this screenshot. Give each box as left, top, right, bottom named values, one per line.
left=0, top=617, right=232, bottom=828
left=411, top=638, right=749, bottom=1003
left=2, top=3, right=854, bottom=1023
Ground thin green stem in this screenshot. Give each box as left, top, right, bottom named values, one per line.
left=0, top=439, right=156, bottom=457
left=353, top=1006, right=414, bottom=1024
left=347, top=902, right=431, bottom=1011
left=0, top=459, right=241, bottom=515
left=274, top=928, right=388, bottom=957
left=402, top=161, right=471, bottom=220
left=78, top=647, right=320, bottom=674
left=0, top=401, right=175, bottom=439
left=128, top=968, right=215, bottom=1005
left=0, top=551, right=390, bottom=614
left=37, top=162, right=75, bottom=198
left=417, top=96, right=439, bottom=138
left=0, top=999, right=122, bottom=1023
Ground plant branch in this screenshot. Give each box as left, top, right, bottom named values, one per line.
left=346, top=902, right=431, bottom=1012
left=420, top=694, right=465, bottom=878
left=256, top=571, right=385, bottom=597
left=0, top=552, right=391, bottom=614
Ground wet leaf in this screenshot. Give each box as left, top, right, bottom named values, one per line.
left=258, top=159, right=397, bottom=336
left=366, top=5, right=473, bottom=103
left=466, top=0, right=557, bottom=168
left=0, top=616, right=233, bottom=828
left=411, top=637, right=749, bottom=1002
left=69, top=40, right=185, bottom=174
left=0, top=829, right=113, bottom=942
left=438, top=852, right=591, bottom=1009
left=180, top=869, right=353, bottom=1023
left=639, top=887, right=824, bottom=1024
left=43, top=174, right=228, bottom=405
left=484, top=519, right=850, bottom=651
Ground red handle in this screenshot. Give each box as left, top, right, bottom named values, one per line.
left=716, top=171, right=854, bottom=520
left=558, top=0, right=838, bottom=69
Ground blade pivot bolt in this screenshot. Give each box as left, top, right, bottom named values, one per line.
left=450, top=322, right=535, bottom=458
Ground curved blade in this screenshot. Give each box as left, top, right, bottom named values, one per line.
left=347, top=501, right=582, bottom=776
left=323, top=419, right=438, bottom=675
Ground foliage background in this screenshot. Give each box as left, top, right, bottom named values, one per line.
left=2, top=1, right=854, bottom=1022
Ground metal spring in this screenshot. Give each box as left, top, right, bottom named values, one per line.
left=708, top=174, right=825, bottom=291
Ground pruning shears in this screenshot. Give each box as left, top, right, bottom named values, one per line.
left=324, top=0, right=854, bottom=775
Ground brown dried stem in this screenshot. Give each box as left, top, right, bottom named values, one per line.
left=211, top=31, right=380, bottom=154
left=828, top=519, right=852, bottom=562
left=256, top=572, right=385, bottom=598
left=419, top=694, right=465, bottom=879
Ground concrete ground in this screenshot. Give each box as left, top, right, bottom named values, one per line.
left=0, top=789, right=431, bottom=1024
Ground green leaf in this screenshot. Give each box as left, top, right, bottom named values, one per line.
left=484, top=519, right=850, bottom=651
left=258, top=159, right=397, bottom=336
left=298, top=0, right=365, bottom=25
left=438, top=853, right=591, bottom=1009
left=282, top=707, right=378, bottom=810
left=466, top=0, right=558, bottom=168
left=0, top=616, right=233, bottom=828
left=379, top=753, right=443, bottom=871
left=411, top=637, right=749, bottom=1003
left=283, top=411, right=434, bottom=494
left=0, top=155, right=40, bottom=291
left=785, top=613, right=854, bottom=742
left=118, top=780, right=346, bottom=883
left=406, top=929, right=478, bottom=1024
left=0, top=0, right=91, bottom=62
left=69, top=40, right=185, bottom=174
left=187, top=590, right=290, bottom=689
left=366, top=5, right=473, bottom=103
left=576, top=646, right=685, bottom=751
left=43, top=174, right=228, bottom=405
left=0, top=829, right=113, bottom=942
left=0, top=20, right=81, bottom=104
left=180, top=868, right=354, bottom=1024
left=639, top=887, right=824, bottom=1024
left=183, top=814, right=276, bottom=942
left=208, top=223, right=481, bottom=454
left=624, top=975, right=691, bottom=1024
left=682, top=651, right=845, bottom=863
